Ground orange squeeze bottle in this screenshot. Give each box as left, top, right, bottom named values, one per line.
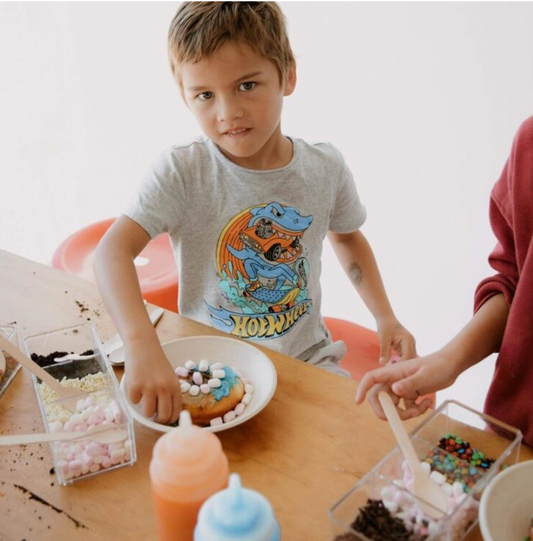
left=149, top=410, right=229, bottom=541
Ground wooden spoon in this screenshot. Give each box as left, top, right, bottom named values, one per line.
left=0, top=425, right=128, bottom=446
left=378, top=391, right=448, bottom=519
left=0, top=334, right=83, bottom=412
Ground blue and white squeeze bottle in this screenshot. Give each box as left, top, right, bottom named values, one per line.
left=194, top=473, right=280, bottom=541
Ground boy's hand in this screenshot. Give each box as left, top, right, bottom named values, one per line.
left=355, top=350, right=460, bottom=419
left=376, top=315, right=417, bottom=363
left=124, top=341, right=182, bottom=425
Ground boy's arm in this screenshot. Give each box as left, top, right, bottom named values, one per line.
left=355, top=293, right=509, bottom=418
left=93, top=215, right=182, bottom=424
left=327, top=229, right=416, bottom=362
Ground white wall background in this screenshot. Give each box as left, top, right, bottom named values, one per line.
left=1, top=2, right=532, bottom=412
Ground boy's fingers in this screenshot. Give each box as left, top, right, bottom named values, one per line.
left=155, top=393, right=172, bottom=425
left=141, top=391, right=157, bottom=419
left=128, top=384, right=142, bottom=405
left=379, top=335, right=391, bottom=364
left=398, top=398, right=432, bottom=420
left=171, top=389, right=183, bottom=424
left=391, top=372, right=425, bottom=398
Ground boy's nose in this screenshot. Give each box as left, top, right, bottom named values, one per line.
left=217, top=97, right=244, bottom=123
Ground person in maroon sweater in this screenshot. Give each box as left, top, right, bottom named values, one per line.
left=355, top=116, right=533, bottom=447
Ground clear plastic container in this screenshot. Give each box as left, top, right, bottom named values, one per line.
left=23, top=323, right=136, bottom=485
left=0, top=325, right=20, bottom=400
left=329, top=400, right=522, bottom=541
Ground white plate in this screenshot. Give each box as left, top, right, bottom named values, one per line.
left=479, top=459, right=533, bottom=541
left=119, top=335, right=277, bottom=433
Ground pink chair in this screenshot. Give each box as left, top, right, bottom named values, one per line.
left=324, top=316, right=435, bottom=406
left=51, top=218, right=179, bottom=312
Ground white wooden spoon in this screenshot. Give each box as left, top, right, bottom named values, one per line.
left=0, top=335, right=83, bottom=412
left=0, top=425, right=128, bottom=446
left=378, top=391, right=448, bottom=519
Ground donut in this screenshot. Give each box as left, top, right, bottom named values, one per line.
left=176, top=362, right=246, bottom=427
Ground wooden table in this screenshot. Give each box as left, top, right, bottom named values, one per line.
left=0, top=250, right=531, bottom=541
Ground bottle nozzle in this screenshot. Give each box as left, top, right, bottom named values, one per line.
left=228, top=473, right=243, bottom=509
left=179, top=409, right=192, bottom=428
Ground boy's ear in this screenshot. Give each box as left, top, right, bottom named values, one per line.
left=283, top=64, right=297, bottom=97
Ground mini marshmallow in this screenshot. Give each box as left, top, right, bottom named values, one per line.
left=234, top=403, right=246, bottom=416
left=231, top=366, right=243, bottom=378
left=198, top=360, right=209, bottom=372
left=208, top=378, right=221, bottom=388
left=429, top=470, right=446, bottom=485
left=212, top=369, right=226, bottom=379
left=180, top=381, right=191, bottom=393
left=200, top=384, right=211, bottom=394
left=49, top=421, right=63, bottom=433
left=241, top=393, right=252, bottom=405
left=189, top=385, right=200, bottom=396
left=452, top=481, right=464, bottom=498
left=210, top=417, right=223, bottom=427
left=184, top=360, right=197, bottom=370
left=175, top=366, right=189, bottom=378
left=223, top=411, right=236, bottom=423
left=210, top=362, right=223, bottom=372
left=244, top=384, right=254, bottom=394
left=383, top=500, right=399, bottom=514
left=420, top=461, right=431, bottom=477
left=441, top=482, right=453, bottom=496
left=192, top=372, right=203, bottom=386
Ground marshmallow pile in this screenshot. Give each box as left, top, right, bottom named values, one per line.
left=39, top=372, right=132, bottom=481
left=378, top=460, right=478, bottom=540
left=174, top=361, right=254, bottom=427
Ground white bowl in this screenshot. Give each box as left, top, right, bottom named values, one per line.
left=120, top=335, right=277, bottom=433
left=479, top=460, right=533, bottom=541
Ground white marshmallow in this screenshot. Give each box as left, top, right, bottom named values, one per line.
left=223, top=411, right=236, bottom=423
left=175, top=366, right=189, bottom=378
left=420, top=461, right=431, bottom=477
left=452, top=481, right=464, bottom=498
left=210, top=417, right=223, bottom=427
left=441, top=482, right=453, bottom=496
left=208, top=378, right=221, bottom=388
left=383, top=500, right=398, bottom=514
left=429, top=470, right=446, bottom=485
left=244, top=384, right=254, bottom=394
left=234, top=403, right=246, bottom=416
left=198, top=360, right=209, bottom=372
left=200, top=384, right=211, bottom=394
left=189, top=385, right=200, bottom=396
left=192, top=372, right=203, bottom=385
left=180, top=381, right=191, bottom=393
left=212, top=369, right=226, bottom=379
left=241, top=393, right=252, bottom=405
left=210, top=362, right=223, bottom=372
left=184, top=360, right=197, bottom=370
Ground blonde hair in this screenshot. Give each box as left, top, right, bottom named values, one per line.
left=168, top=2, right=295, bottom=87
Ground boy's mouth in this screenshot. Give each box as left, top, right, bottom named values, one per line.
left=224, top=128, right=251, bottom=138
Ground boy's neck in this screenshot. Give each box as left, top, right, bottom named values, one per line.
left=215, top=125, right=293, bottom=171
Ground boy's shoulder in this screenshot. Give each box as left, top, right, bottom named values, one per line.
left=293, top=137, right=347, bottom=166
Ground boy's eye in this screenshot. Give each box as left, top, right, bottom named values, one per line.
left=239, top=82, right=256, bottom=92
left=198, top=91, right=213, bottom=101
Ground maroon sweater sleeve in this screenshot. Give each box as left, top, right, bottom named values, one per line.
left=474, top=117, right=533, bottom=311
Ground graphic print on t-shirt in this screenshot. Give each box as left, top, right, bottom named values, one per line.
left=205, top=202, right=314, bottom=340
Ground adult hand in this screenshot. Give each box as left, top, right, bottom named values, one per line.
left=355, top=350, right=460, bottom=419
left=376, top=315, right=417, bottom=363
left=124, top=339, right=182, bottom=425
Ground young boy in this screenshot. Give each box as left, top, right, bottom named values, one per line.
left=355, top=116, right=533, bottom=446
left=94, top=2, right=416, bottom=425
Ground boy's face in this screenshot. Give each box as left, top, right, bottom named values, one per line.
left=181, top=42, right=296, bottom=168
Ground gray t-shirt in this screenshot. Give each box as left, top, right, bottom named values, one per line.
left=124, top=136, right=366, bottom=361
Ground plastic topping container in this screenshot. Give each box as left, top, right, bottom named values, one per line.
left=329, top=400, right=522, bottom=541
left=23, top=323, right=136, bottom=486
